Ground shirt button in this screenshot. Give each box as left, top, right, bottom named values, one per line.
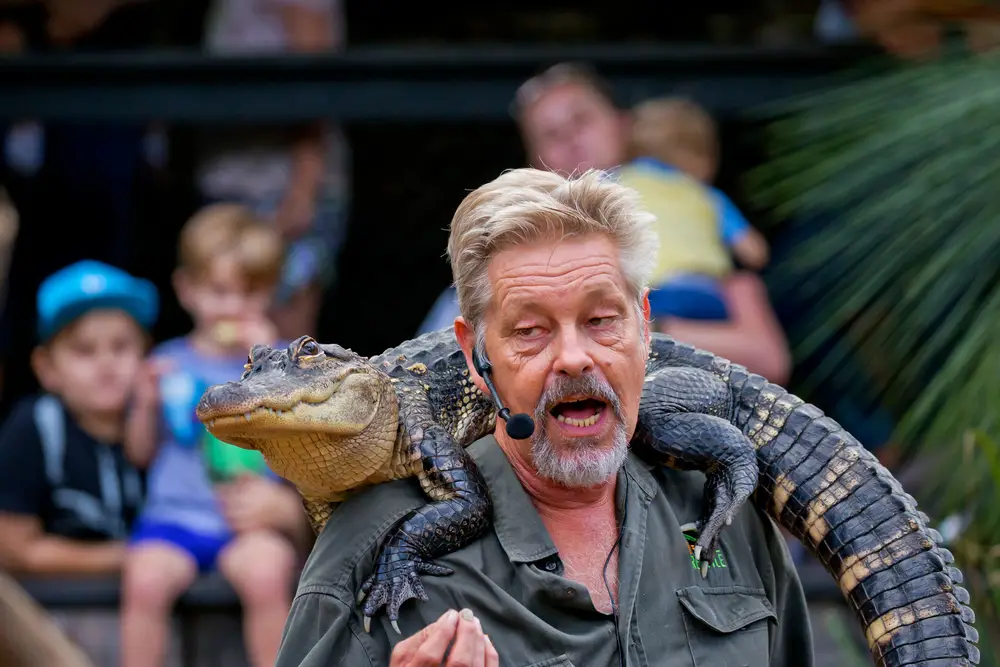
left=564, top=587, right=576, bottom=598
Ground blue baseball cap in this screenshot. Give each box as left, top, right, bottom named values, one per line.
left=37, top=260, right=159, bottom=342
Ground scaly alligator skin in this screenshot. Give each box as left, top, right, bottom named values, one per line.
left=195, top=329, right=979, bottom=666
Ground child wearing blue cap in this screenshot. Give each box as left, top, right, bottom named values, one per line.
left=119, top=203, right=310, bottom=667
left=0, top=259, right=157, bottom=577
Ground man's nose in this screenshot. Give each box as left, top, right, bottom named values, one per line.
left=552, top=328, right=594, bottom=377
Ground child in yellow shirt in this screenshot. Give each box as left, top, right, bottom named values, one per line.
left=617, top=97, right=768, bottom=321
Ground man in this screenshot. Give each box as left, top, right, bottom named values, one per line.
left=275, top=167, right=813, bottom=666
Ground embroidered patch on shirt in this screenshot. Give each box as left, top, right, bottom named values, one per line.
left=684, top=533, right=728, bottom=570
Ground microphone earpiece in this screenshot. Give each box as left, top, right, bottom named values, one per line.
left=472, top=346, right=535, bottom=440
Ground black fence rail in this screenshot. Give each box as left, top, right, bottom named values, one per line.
left=0, top=43, right=876, bottom=122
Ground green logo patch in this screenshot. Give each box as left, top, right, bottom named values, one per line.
left=684, top=533, right=728, bottom=570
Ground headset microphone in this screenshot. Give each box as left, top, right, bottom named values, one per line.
left=472, top=347, right=535, bottom=440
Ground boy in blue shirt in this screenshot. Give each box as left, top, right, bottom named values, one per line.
left=120, top=203, right=311, bottom=667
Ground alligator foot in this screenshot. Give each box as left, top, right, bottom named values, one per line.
left=632, top=407, right=759, bottom=578
left=357, top=550, right=454, bottom=634
left=679, top=465, right=743, bottom=578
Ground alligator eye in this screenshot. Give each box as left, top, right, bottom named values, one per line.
left=300, top=339, right=321, bottom=357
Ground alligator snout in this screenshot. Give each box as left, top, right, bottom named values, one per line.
left=195, top=381, right=247, bottom=421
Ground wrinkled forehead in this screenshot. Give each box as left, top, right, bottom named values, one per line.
left=485, top=235, right=631, bottom=319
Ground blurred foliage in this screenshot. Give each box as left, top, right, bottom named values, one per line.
left=746, top=41, right=1000, bottom=663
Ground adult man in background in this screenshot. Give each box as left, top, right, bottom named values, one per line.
left=276, top=167, right=812, bottom=666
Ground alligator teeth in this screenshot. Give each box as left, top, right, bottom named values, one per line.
left=556, top=412, right=600, bottom=428
left=244, top=412, right=252, bottom=421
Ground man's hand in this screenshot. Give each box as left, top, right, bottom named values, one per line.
left=390, top=608, right=498, bottom=667
left=216, top=475, right=300, bottom=535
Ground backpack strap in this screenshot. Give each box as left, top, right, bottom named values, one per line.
left=33, top=395, right=66, bottom=489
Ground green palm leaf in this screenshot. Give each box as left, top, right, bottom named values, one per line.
left=747, top=44, right=1000, bottom=661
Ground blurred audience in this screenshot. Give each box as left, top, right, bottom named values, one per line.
left=422, top=62, right=791, bottom=384
left=120, top=204, right=310, bottom=667
left=0, top=260, right=157, bottom=577
left=0, top=0, right=169, bottom=416
left=619, top=96, right=769, bottom=323
left=195, top=0, right=351, bottom=341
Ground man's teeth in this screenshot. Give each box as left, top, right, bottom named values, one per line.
left=556, top=412, right=601, bottom=427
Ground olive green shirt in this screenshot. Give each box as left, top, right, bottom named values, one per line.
left=276, top=435, right=814, bottom=667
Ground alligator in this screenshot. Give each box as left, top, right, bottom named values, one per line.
left=195, top=329, right=979, bottom=667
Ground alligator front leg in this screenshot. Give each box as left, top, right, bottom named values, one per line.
left=632, top=367, right=759, bottom=576
left=357, top=423, right=491, bottom=634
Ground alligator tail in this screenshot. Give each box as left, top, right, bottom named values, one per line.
left=657, top=337, right=980, bottom=666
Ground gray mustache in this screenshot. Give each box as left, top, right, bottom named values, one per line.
left=535, top=373, right=623, bottom=422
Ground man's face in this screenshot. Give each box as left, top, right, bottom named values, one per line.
left=467, top=233, right=650, bottom=488
left=519, top=82, right=628, bottom=177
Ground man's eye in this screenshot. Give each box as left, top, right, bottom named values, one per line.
left=589, top=316, right=615, bottom=327
left=514, top=327, right=540, bottom=338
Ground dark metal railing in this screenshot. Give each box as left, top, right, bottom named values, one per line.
left=0, top=43, right=876, bottom=122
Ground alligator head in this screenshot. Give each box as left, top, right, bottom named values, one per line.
left=195, top=335, right=400, bottom=499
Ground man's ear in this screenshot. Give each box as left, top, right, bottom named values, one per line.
left=31, top=345, right=57, bottom=393
left=453, top=316, right=489, bottom=395
left=641, top=288, right=652, bottom=345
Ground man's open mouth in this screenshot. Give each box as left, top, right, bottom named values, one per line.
left=549, top=396, right=608, bottom=428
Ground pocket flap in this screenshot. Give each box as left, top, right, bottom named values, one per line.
left=676, top=586, right=777, bottom=634
left=523, top=656, right=575, bottom=667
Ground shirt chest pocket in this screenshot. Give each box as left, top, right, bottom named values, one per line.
left=676, top=585, right=777, bottom=667
left=522, top=656, right=574, bottom=667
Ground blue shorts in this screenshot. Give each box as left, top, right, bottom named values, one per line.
left=648, top=275, right=729, bottom=321
left=129, top=520, right=231, bottom=573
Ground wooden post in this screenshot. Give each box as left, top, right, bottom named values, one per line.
left=0, top=572, right=95, bottom=667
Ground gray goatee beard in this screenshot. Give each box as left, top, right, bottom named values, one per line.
left=530, top=373, right=629, bottom=488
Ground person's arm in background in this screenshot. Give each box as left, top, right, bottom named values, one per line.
left=272, top=0, right=341, bottom=239
left=0, top=402, right=125, bottom=575
left=216, top=475, right=314, bottom=554
left=659, top=271, right=792, bottom=385
left=714, top=188, right=770, bottom=271
left=123, top=357, right=168, bottom=469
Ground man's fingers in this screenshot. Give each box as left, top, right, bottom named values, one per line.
left=390, top=610, right=451, bottom=666
left=407, top=609, right=459, bottom=665
left=484, top=635, right=499, bottom=667
left=445, top=609, right=485, bottom=667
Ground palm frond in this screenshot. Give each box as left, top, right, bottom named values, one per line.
left=746, top=44, right=1000, bottom=660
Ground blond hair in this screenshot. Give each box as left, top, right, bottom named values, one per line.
left=629, top=97, right=718, bottom=165
left=177, top=203, right=284, bottom=290
left=447, top=167, right=659, bottom=345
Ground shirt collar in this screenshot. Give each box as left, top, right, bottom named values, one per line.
left=467, top=435, right=658, bottom=564
left=629, top=156, right=681, bottom=175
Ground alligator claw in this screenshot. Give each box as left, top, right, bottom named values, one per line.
left=681, top=473, right=749, bottom=578
left=358, top=554, right=454, bottom=633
